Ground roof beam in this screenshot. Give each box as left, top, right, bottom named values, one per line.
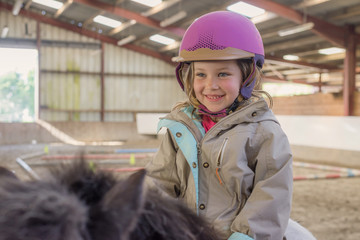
left=82, top=10, right=105, bottom=28
left=264, top=63, right=286, bottom=80
left=304, top=46, right=360, bottom=64
left=265, top=36, right=324, bottom=53
left=12, top=0, right=22, bottom=15
left=241, top=0, right=357, bottom=47
left=54, top=0, right=73, bottom=19
left=0, top=3, right=173, bottom=64
left=24, top=0, right=32, bottom=10
left=141, top=0, right=181, bottom=17
left=73, top=0, right=185, bottom=37
left=266, top=56, right=339, bottom=71
left=292, top=0, right=330, bottom=9
left=331, top=5, right=360, bottom=21
left=263, top=76, right=321, bottom=86
left=115, top=0, right=126, bottom=5
left=108, top=19, right=136, bottom=36
left=159, top=41, right=180, bottom=52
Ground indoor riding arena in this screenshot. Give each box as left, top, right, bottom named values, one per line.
left=1, top=0, right=360, bottom=240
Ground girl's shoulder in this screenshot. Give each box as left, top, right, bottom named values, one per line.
left=163, top=104, right=201, bottom=125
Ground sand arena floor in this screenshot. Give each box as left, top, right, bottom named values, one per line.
left=0, top=140, right=359, bottom=240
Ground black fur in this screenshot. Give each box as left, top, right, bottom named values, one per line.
left=0, top=160, right=218, bottom=240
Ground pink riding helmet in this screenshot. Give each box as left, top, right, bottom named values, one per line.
left=174, top=11, right=265, bottom=99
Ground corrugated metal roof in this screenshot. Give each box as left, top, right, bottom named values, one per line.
left=1, top=0, right=359, bottom=86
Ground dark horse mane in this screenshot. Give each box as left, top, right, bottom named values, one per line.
left=0, top=161, right=218, bottom=240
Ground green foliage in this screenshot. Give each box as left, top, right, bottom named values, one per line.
left=0, top=70, right=35, bottom=122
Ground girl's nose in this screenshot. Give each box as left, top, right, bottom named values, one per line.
left=205, top=76, right=219, bottom=89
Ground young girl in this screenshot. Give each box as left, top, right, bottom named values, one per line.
left=147, top=11, right=293, bottom=240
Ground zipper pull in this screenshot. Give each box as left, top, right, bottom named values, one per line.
left=216, top=168, right=223, bottom=185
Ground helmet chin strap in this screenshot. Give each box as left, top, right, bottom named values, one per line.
left=198, top=98, right=240, bottom=118
left=198, top=104, right=227, bottom=118
left=240, top=60, right=256, bottom=100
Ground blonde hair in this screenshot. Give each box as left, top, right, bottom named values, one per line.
left=173, top=59, right=272, bottom=111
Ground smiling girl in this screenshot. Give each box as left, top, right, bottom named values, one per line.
left=146, top=11, right=294, bottom=240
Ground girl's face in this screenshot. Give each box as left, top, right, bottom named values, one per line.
left=193, top=60, right=242, bottom=113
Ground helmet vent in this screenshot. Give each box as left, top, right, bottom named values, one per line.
left=187, top=32, right=226, bottom=51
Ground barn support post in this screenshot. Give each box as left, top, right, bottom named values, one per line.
left=100, top=42, right=105, bottom=122
left=36, top=21, right=41, bottom=120
left=343, top=25, right=356, bottom=116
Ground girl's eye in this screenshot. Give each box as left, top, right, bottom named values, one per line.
left=219, top=72, right=229, bottom=77
left=195, top=73, right=205, bottom=78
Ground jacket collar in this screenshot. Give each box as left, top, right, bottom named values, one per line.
left=163, top=97, right=278, bottom=139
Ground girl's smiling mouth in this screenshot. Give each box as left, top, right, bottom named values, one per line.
left=205, top=94, right=225, bottom=101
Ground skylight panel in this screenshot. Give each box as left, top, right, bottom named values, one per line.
left=33, top=0, right=63, bottom=9
left=149, top=34, right=175, bottom=45
left=93, top=16, right=122, bottom=28
left=131, top=0, right=162, bottom=7
left=318, top=47, right=345, bottom=55
left=227, top=1, right=265, bottom=18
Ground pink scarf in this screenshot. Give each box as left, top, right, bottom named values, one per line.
left=201, top=115, right=217, bottom=133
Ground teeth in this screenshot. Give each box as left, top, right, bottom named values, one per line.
left=206, top=95, right=222, bottom=99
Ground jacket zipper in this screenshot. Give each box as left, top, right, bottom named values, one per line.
left=216, top=137, right=228, bottom=184
left=216, top=137, right=228, bottom=166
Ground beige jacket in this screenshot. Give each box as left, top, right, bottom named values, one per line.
left=146, top=97, right=293, bottom=240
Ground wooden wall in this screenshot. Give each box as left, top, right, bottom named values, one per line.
left=272, top=92, right=360, bottom=116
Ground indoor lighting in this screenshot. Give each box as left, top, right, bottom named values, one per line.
left=1, top=26, right=9, bottom=38
left=283, top=55, right=299, bottom=61
left=93, top=15, right=122, bottom=28
left=251, top=12, right=277, bottom=24
left=318, top=47, right=345, bottom=55
left=278, top=22, right=314, bottom=37
left=117, top=35, right=136, bottom=46
left=131, top=0, right=162, bottom=8
left=227, top=1, right=265, bottom=18
left=149, top=34, right=175, bottom=45
left=32, top=0, right=63, bottom=9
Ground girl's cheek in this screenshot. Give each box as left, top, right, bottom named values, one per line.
left=193, top=80, right=201, bottom=91
left=193, top=83, right=202, bottom=98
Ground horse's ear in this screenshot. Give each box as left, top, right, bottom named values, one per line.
left=101, top=169, right=146, bottom=237
left=0, top=166, right=18, bottom=180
